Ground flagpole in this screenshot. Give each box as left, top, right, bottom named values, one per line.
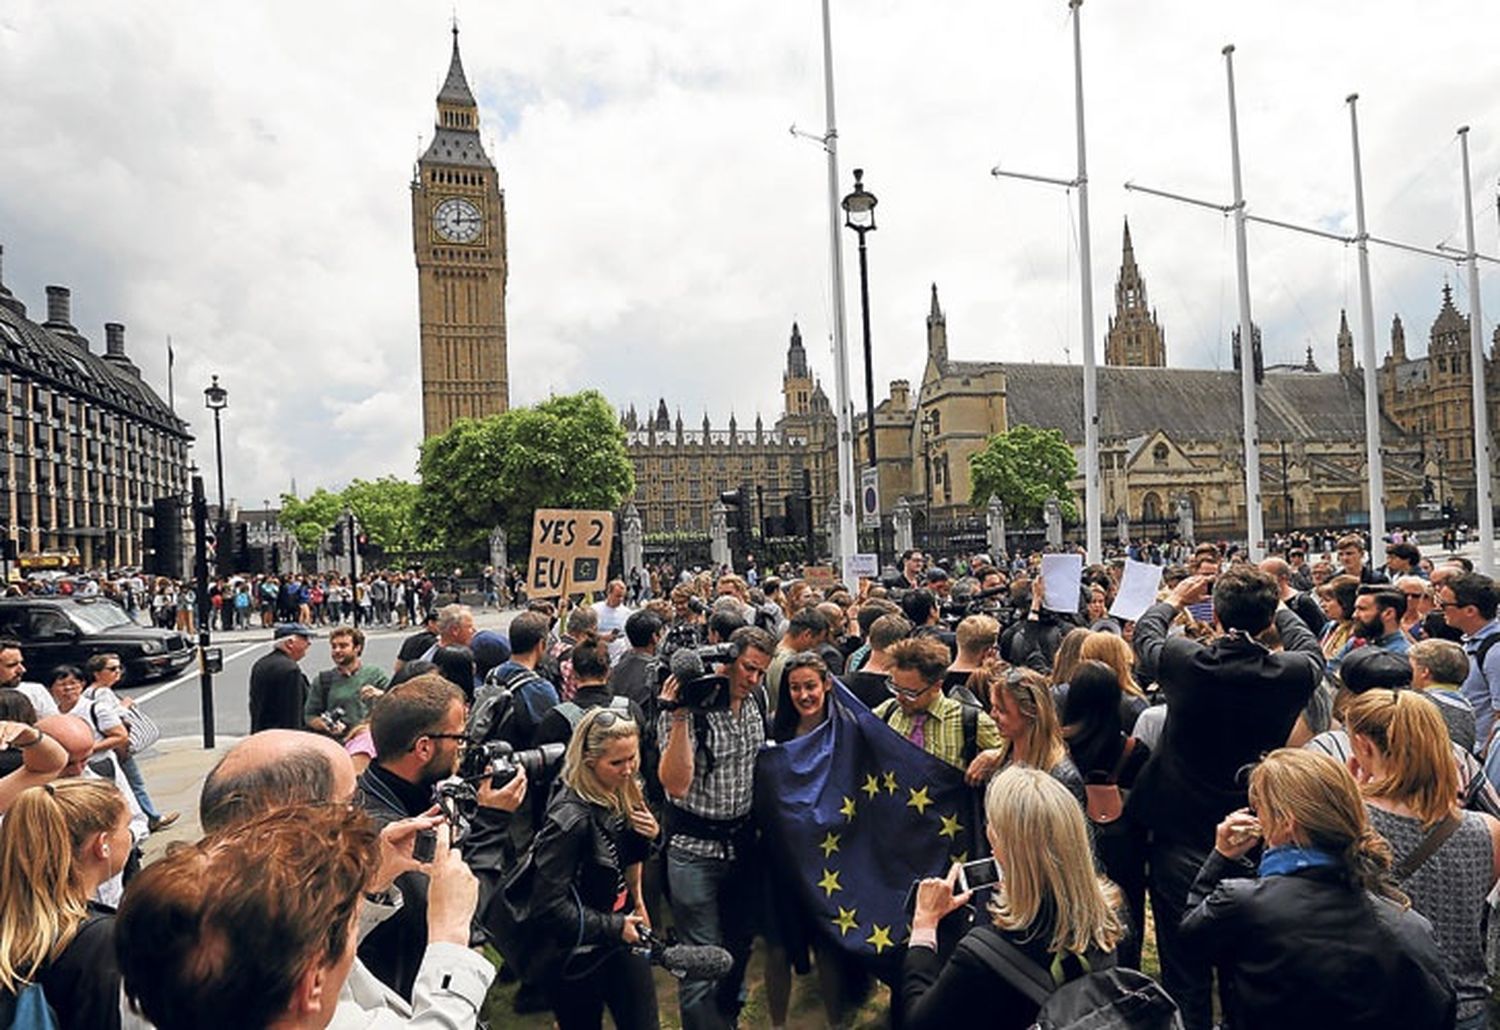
left=1346, top=95, right=1388, bottom=568
left=1458, top=127, right=1495, bottom=574
left=167, top=335, right=175, bottom=415
left=1070, top=0, right=1101, bottom=565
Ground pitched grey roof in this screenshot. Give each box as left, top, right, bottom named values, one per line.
left=438, top=30, right=476, bottom=107
left=0, top=304, right=187, bottom=437
left=420, top=128, right=491, bottom=168
left=992, top=362, right=1411, bottom=444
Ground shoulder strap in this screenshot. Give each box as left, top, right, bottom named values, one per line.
left=556, top=701, right=584, bottom=730
left=1106, top=736, right=1137, bottom=784
left=962, top=929, right=1056, bottom=1006
left=961, top=702, right=979, bottom=766
left=1476, top=633, right=1500, bottom=665
left=608, top=695, right=632, bottom=716
left=1394, top=812, right=1464, bottom=881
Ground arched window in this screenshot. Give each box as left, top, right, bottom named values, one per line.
left=1141, top=492, right=1161, bottom=521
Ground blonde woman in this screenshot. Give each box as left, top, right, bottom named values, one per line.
left=904, top=767, right=1126, bottom=1028
left=527, top=707, right=659, bottom=1029
left=1181, top=749, right=1454, bottom=1028
left=1348, top=690, right=1500, bottom=1030
left=971, top=666, right=1084, bottom=805
left=0, top=781, right=131, bottom=1028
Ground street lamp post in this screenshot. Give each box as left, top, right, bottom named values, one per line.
left=203, top=376, right=228, bottom=522
left=842, top=168, right=879, bottom=562
left=920, top=410, right=939, bottom=518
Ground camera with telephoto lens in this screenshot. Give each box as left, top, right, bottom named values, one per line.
left=656, top=643, right=738, bottom=711
left=320, top=705, right=348, bottom=737
left=457, top=739, right=566, bottom=790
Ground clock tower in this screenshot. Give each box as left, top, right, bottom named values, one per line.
left=412, top=26, right=509, bottom=438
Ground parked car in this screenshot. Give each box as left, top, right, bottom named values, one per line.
left=0, top=597, right=194, bottom=686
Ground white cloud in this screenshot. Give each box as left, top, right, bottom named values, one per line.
left=1, top=0, right=1497, bottom=507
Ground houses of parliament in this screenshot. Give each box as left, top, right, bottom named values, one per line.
left=409, top=35, right=1497, bottom=543
left=621, top=221, right=1498, bottom=542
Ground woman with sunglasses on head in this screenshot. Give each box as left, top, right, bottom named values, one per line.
left=525, top=706, right=660, bottom=1029
left=1180, top=748, right=1455, bottom=1027
left=82, top=654, right=177, bottom=832
left=1347, top=689, right=1500, bottom=1029
left=968, top=665, right=1084, bottom=806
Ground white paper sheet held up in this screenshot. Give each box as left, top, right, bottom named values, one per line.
left=1108, top=559, right=1164, bottom=623
left=1040, top=553, right=1083, bottom=613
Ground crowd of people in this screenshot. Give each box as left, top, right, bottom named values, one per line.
left=1, top=528, right=1498, bottom=1028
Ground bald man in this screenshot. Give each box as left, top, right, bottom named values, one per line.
left=197, top=729, right=498, bottom=1027
left=37, top=714, right=146, bottom=907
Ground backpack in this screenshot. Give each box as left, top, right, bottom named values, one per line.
left=0, top=982, right=59, bottom=1030
left=967, top=929, right=1182, bottom=1030
left=553, top=695, right=632, bottom=737
left=1084, top=738, right=1138, bottom=826
left=881, top=699, right=981, bottom=767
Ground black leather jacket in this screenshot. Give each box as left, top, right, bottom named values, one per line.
left=1181, top=851, right=1455, bottom=1028
left=531, top=788, right=652, bottom=958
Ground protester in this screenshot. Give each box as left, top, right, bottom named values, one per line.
left=82, top=654, right=177, bottom=831
left=1127, top=567, right=1324, bottom=1029
left=1347, top=689, right=1500, bottom=1028
left=249, top=623, right=316, bottom=733
left=0, top=716, right=68, bottom=812
left=609, top=610, right=664, bottom=712
left=1061, top=658, right=1151, bottom=966
left=0, top=780, right=130, bottom=1029
left=902, top=767, right=1126, bottom=1028
left=1180, top=748, right=1455, bottom=1027
left=533, top=634, right=643, bottom=746
left=1438, top=573, right=1500, bottom=757
left=872, top=637, right=1000, bottom=776
left=970, top=665, right=1084, bottom=804
left=394, top=610, right=440, bottom=676
left=943, top=615, right=998, bottom=703
left=843, top=613, right=909, bottom=710
left=1409, top=638, right=1479, bottom=754
left=306, top=626, right=391, bottom=739
left=518, top=707, right=659, bottom=1029
left=488, top=611, right=561, bottom=748
left=1316, top=574, right=1361, bottom=669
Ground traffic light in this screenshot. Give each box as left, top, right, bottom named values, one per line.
left=328, top=519, right=345, bottom=556
left=356, top=532, right=370, bottom=558
left=149, top=496, right=184, bottom=577
left=234, top=522, right=251, bottom=572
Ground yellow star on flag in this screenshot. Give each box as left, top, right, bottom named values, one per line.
left=833, top=906, right=858, bottom=936
left=866, top=924, right=895, bottom=955
left=840, top=795, right=857, bottom=821
left=818, top=868, right=843, bottom=897
left=861, top=774, right=881, bottom=799
left=883, top=771, right=898, bottom=795
left=819, top=831, right=841, bottom=858
left=907, top=786, right=933, bottom=815
left=938, top=813, right=963, bottom=839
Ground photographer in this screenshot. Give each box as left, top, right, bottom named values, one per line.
left=520, top=707, right=660, bottom=1029
left=657, top=625, right=774, bottom=1030
left=356, top=674, right=526, bottom=999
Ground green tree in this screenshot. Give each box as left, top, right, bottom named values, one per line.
left=342, top=476, right=426, bottom=553
left=278, top=488, right=344, bottom=550
left=968, top=424, right=1079, bottom=525
left=417, top=390, right=636, bottom=554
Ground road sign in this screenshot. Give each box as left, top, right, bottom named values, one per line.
left=860, top=467, right=880, bottom=528
left=527, top=508, right=615, bottom=599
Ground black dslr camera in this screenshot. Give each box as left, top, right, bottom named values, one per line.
left=457, top=739, right=566, bottom=790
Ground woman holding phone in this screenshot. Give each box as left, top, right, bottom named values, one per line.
left=527, top=706, right=660, bottom=1029
left=902, top=767, right=1126, bottom=1029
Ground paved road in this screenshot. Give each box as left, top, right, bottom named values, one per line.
left=125, top=608, right=517, bottom=742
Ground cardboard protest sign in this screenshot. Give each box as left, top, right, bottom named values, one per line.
left=527, top=509, right=615, bottom=599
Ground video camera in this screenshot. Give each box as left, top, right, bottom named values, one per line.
left=655, top=643, right=738, bottom=712
left=457, top=739, right=566, bottom=790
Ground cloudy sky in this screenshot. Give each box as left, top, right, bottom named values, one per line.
left=2, top=1, right=1498, bottom=506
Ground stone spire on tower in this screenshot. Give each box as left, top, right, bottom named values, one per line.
left=926, top=283, right=948, bottom=365
left=1389, top=315, right=1406, bottom=363
left=783, top=322, right=813, bottom=417
left=1336, top=309, right=1356, bottom=374
left=1104, top=219, right=1166, bottom=367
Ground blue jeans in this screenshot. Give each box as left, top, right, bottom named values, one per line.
left=116, top=751, right=161, bottom=821
left=667, top=848, right=754, bottom=1030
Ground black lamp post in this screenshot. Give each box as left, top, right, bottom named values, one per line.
left=842, top=169, right=880, bottom=563
left=920, top=409, right=939, bottom=515
left=203, top=376, right=228, bottom=520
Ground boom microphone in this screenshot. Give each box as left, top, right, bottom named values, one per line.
left=669, top=647, right=707, bottom=684
left=638, top=928, right=734, bottom=981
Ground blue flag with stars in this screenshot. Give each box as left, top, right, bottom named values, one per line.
left=755, top=683, right=980, bottom=971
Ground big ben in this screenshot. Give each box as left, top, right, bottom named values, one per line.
left=413, top=27, right=509, bottom=438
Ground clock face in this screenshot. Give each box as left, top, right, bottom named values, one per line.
left=432, top=196, right=483, bottom=244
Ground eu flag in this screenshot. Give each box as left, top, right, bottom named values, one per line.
left=755, top=684, right=980, bottom=972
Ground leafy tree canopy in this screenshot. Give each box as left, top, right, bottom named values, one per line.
left=278, top=477, right=427, bottom=553
left=416, top=390, right=635, bottom=554
left=968, top=424, right=1079, bottom=525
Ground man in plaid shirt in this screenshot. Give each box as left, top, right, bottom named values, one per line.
left=872, top=636, right=1001, bottom=774
left=657, top=624, right=774, bottom=1030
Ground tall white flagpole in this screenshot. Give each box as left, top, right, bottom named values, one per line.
left=819, top=0, right=858, bottom=574
left=1223, top=45, right=1264, bottom=561
left=1071, top=0, right=1101, bottom=565
left=1346, top=95, right=1388, bottom=567
left=1458, top=126, right=1495, bottom=574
